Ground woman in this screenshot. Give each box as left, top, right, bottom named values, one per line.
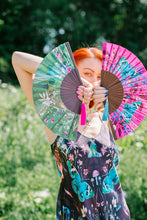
left=12, top=46, right=130, bottom=219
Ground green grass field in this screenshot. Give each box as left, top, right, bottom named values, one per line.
left=0, top=83, right=147, bottom=220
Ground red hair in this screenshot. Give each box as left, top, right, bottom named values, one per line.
left=73, top=47, right=103, bottom=109
left=73, top=47, right=102, bottom=65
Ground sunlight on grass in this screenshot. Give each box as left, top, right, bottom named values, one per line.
left=0, top=83, right=147, bottom=219
left=0, top=83, right=60, bottom=219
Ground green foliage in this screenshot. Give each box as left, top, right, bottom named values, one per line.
left=0, top=83, right=60, bottom=219
left=116, top=118, right=147, bottom=220
left=118, top=146, right=147, bottom=220
left=0, top=84, right=147, bottom=219
left=0, top=0, right=147, bottom=84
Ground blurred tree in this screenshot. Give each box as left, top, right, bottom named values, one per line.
left=0, top=0, right=146, bottom=84
left=0, top=0, right=52, bottom=83
left=113, top=0, right=147, bottom=59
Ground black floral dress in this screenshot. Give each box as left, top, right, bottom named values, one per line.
left=51, top=123, right=130, bottom=220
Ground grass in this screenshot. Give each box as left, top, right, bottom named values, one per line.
left=0, top=83, right=60, bottom=220
left=0, top=82, right=147, bottom=219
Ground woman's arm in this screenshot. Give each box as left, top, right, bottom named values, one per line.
left=12, top=52, right=57, bottom=144
left=12, top=51, right=43, bottom=108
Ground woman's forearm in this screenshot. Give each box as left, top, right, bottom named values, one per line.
left=12, top=51, right=58, bottom=143
left=12, top=51, right=43, bottom=108
left=12, top=51, right=43, bottom=74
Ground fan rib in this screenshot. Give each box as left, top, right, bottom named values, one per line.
left=60, top=69, right=82, bottom=114
left=111, top=47, right=126, bottom=74
left=102, top=42, right=147, bottom=140
left=66, top=42, right=80, bottom=74
left=67, top=114, right=79, bottom=136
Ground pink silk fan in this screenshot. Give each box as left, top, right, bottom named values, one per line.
left=101, top=42, right=147, bottom=140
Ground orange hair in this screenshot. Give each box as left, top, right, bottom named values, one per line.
left=73, top=47, right=103, bottom=65
left=73, top=47, right=103, bottom=109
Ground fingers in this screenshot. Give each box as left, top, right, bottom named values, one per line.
left=77, top=78, right=93, bottom=105
left=77, top=96, right=90, bottom=105
left=93, top=81, right=101, bottom=87
left=93, top=86, right=108, bottom=103
left=77, top=86, right=93, bottom=97
left=81, top=77, right=93, bottom=88
left=76, top=79, right=108, bottom=113
left=76, top=86, right=93, bottom=104
left=93, top=95, right=106, bottom=103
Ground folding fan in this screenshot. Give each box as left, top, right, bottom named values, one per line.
left=101, top=42, right=147, bottom=140
left=33, top=41, right=147, bottom=141
left=33, top=42, right=83, bottom=141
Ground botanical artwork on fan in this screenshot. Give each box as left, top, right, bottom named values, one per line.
left=101, top=43, right=147, bottom=139
left=33, top=42, right=82, bottom=141
left=33, top=41, right=147, bottom=141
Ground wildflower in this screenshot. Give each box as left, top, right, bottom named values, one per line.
left=34, top=189, right=50, bottom=198
left=0, top=192, right=5, bottom=199
left=136, top=142, right=143, bottom=148
left=34, top=198, right=42, bottom=203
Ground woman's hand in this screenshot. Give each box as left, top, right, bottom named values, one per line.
left=76, top=78, right=93, bottom=109
left=76, top=79, right=108, bottom=112
left=92, top=82, right=108, bottom=111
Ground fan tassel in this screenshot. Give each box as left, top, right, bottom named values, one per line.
left=102, top=98, right=109, bottom=121
left=81, top=103, right=86, bottom=125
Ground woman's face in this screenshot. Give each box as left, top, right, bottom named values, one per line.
left=77, top=58, right=102, bottom=86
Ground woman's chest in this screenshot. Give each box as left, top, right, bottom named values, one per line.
left=77, top=112, right=103, bottom=138
left=52, top=133, right=119, bottom=176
